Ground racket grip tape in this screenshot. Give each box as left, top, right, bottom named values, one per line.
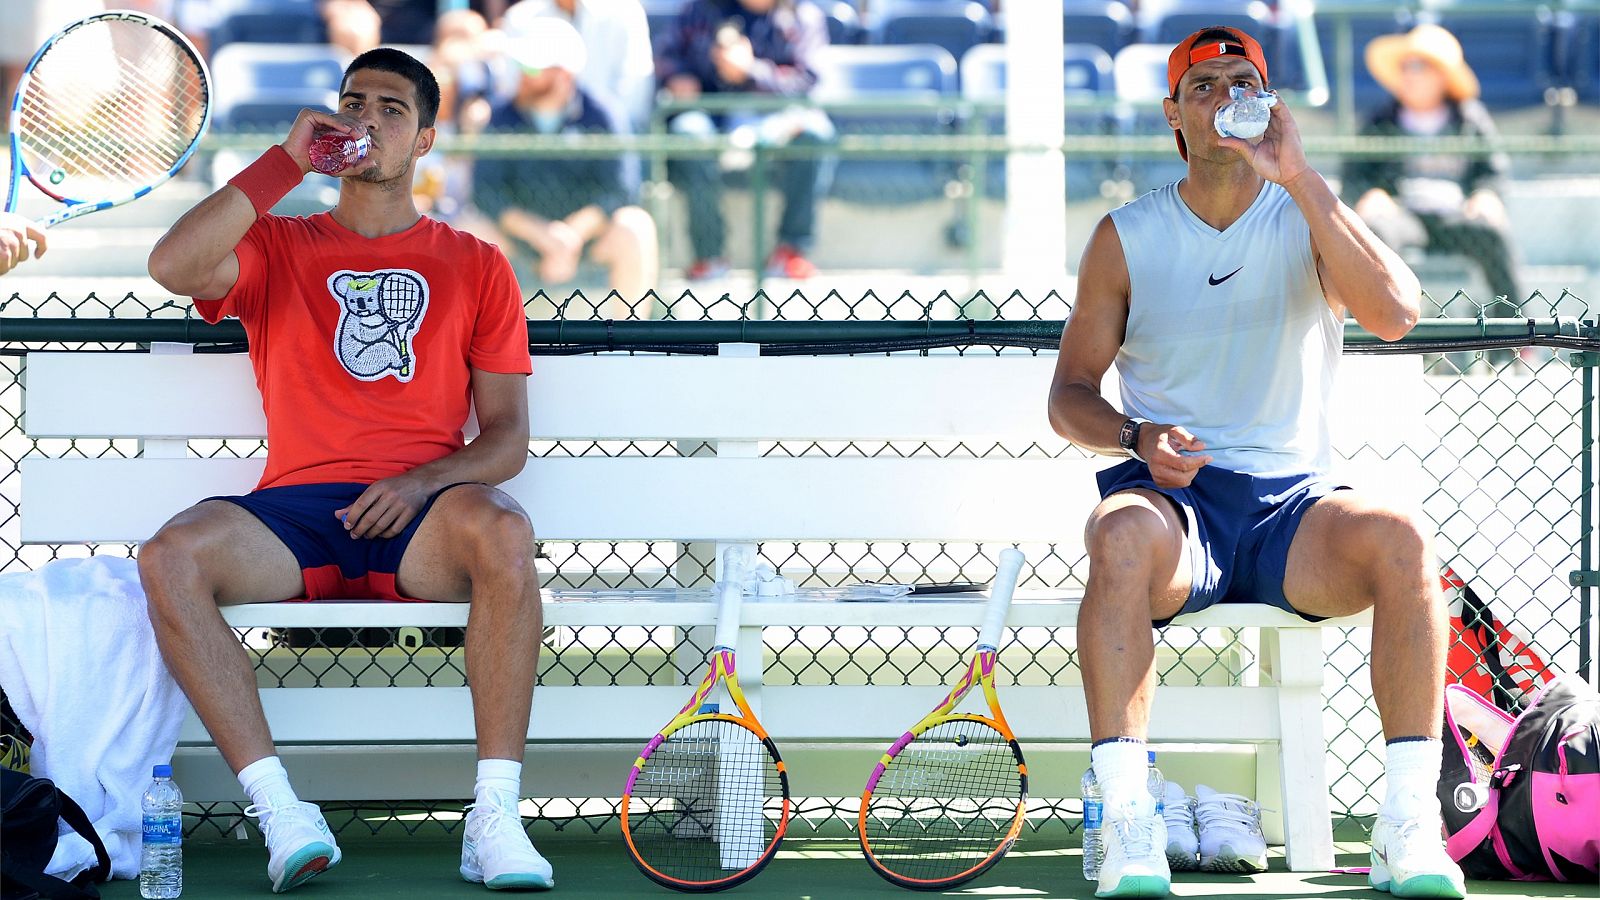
left=712, top=545, right=756, bottom=650
left=978, top=548, right=1025, bottom=650
left=228, top=145, right=304, bottom=217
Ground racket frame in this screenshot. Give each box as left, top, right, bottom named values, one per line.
left=858, top=547, right=1029, bottom=890
left=6, top=9, right=212, bottom=227
left=621, top=548, right=792, bottom=892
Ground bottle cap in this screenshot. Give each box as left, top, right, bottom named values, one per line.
left=1147, top=750, right=1156, bottom=763
left=153, top=764, right=173, bottom=778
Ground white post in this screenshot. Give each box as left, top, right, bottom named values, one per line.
left=1002, top=1, right=1067, bottom=283
left=142, top=343, right=193, bottom=459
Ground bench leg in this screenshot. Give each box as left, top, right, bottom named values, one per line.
left=1263, top=627, right=1336, bottom=872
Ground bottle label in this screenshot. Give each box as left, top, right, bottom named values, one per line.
left=1083, top=798, right=1102, bottom=830
left=143, top=815, right=182, bottom=846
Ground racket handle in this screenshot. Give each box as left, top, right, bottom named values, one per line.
left=978, top=548, right=1025, bottom=651
left=713, top=545, right=754, bottom=650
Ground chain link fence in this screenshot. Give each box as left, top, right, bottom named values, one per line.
left=1, top=288, right=1594, bottom=841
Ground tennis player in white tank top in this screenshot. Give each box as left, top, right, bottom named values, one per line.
left=1048, top=26, right=1466, bottom=900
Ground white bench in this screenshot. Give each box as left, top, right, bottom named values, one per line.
left=19, top=346, right=1428, bottom=871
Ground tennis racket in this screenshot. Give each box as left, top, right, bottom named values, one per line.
left=859, top=547, right=1028, bottom=890
left=6, top=10, right=210, bottom=228
left=622, top=546, right=791, bottom=892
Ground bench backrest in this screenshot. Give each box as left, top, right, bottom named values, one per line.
left=21, top=349, right=1429, bottom=555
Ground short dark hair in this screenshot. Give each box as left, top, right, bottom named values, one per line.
left=343, top=48, right=440, bottom=129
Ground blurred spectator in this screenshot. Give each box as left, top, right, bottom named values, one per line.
left=321, top=0, right=382, bottom=55
left=657, top=0, right=832, bottom=280
left=474, top=17, right=658, bottom=313
left=503, top=0, right=655, bottom=132
left=1343, top=24, right=1521, bottom=317
left=414, top=11, right=494, bottom=224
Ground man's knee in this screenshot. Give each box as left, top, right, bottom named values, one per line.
left=1084, top=501, right=1178, bottom=566
left=138, top=519, right=215, bottom=607
left=456, top=490, right=537, bottom=575
left=609, top=206, right=656, bottom=249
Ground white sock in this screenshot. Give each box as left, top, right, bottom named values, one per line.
left=1091, top=739, right=1152, bottom=813
left=237, top=756, right=299, bottom=811
left=1382, top=737, right=1443, bottom=820
left=475, top=758, right=522, bottom=805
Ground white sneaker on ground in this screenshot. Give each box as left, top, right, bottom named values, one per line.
left=1160, top=781, right=1199, bottom=871
left=1194, top=785, right=1268, bottom=874
left=1370, top=812, right=1466, bottom=898
left=460, top=790, right=555, bottom=891
left=1096, top=796, right=1171, bottom=898
left=244, top=800, right=341, bottom=893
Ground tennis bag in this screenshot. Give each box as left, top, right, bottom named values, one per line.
left=1438, top=673, right=1600, bottom=881
left=0, top=768, right=110, bottom=900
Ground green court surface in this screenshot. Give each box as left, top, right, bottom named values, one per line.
left=96, top=830, right=1592, bottom=900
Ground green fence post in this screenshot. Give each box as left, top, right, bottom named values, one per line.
left=1584, top=342, right=1596, bottom=682
left=751, top=143, right=769, bottom=308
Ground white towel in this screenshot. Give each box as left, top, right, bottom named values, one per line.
left=0, top=556, right=190, bottom=880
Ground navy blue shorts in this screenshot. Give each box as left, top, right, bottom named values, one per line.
left=1095, top=460, right=1349, bottom=627
left=205, top=481, right=474, bottom=601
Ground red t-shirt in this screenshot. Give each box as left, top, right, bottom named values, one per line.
left=194, top=212, right=531, bottom=491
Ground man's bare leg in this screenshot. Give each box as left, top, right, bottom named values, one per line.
left=1283, top=491, right=1464, bottom=898
left=397, top=483, right=551, bottom=888
left=139, top=500, right=304, bottom=772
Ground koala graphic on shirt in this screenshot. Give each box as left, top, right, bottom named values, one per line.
left=328, top=269, right=430, bottom=381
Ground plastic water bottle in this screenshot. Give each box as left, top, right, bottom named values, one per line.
left=308, top=127, right=370, bottom=175
left=140, top=764, right=183, bottom=899
left=1147, top=750, right=1165, bottom=816
left=1213, top=85, right=1279, bottom=140
left=1081, top=767, right=1103, bottom=880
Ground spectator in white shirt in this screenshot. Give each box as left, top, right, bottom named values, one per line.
left=501, top=0, right=655, bottom=131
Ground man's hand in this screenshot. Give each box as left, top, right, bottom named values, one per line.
left=666, top=74, right=701, bottom=100
left=280, top=108, right=378, bottom=177
left=1463, top=189, right=1508, bottom=227
left=1218, top=99, right=1311, bottom=189
left=711, top=37, right=755, bottom=85
left=1139, top=424, right=1214, bottom=489
left=0, top=212, right=46, bottom=276
left=334, top=473, right=438, bottom=540
left=539, top=219, right=583, bottom=284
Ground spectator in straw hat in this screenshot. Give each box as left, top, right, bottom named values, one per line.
left=1342, top=23, right=1521, bottom=324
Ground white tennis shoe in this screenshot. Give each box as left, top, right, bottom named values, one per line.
left=244, top=800, right=341, bottom=893
left=1370, top=811, right=1466, bottom=898
left=1096, top=796, right=1171, bottom=898
left=1194, top=785, right=1268, bottom=873
left=1160, top=781, right=1199, bottom=871
left=460, top=790, right=555, bottom=891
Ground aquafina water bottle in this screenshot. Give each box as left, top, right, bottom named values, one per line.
left=1081, top=766, right=1104, bottom=880
left=140, top=764, right=183, bottom=899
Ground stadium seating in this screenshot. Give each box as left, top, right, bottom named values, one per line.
left=960, top=43, right=1116, bottom=199
left=210, top=44, right=350, bottom=130
left=873, top=0, right=995, bottom=65
left=813, top=0, right=865, bottom=45
left=1136, top=0, right=1273, bottom=46
left=810, top=44, right=960, bottom=204
left=1568, top=12, right=1600, bottom=102
left=641, top=0, right=683, bottom=54
left=1062, top=0, right=1136, bottom=56
left=1313, top=6, right=1415, bottom=115
left=1111, top=43, right=1187, bottom=191
left=210, top=0, right=326, bottom=51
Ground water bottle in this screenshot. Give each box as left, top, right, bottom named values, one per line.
left=140, top=764, right=183, bottom=899
left=1081, top=767, right=1103, bottom=880
left=1147, top=750, right=1165, bottom=816
left=308, top=127, right=370, bottom=175
left=1213, top=85, right=1279, bottom=140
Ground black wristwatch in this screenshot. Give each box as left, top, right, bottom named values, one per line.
left=1118, top=418, right=1149, bottom=462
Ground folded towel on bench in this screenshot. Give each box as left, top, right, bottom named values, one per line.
left=0, top=556, right=190, bottom=881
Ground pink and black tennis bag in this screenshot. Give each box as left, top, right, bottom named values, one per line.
left=1438, top=673, right=1600, bottom=881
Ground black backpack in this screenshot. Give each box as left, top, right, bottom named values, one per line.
left=0, top=768, right=110, bottom=900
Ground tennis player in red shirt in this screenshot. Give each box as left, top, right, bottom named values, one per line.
left=146, top=48, right=551, bottom=892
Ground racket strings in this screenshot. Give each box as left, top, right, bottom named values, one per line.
left=18, top=20, right=205, bottom=197
left=863, top=719, right=1024, bottom=880
left=626, top=719, right=785, bottom=884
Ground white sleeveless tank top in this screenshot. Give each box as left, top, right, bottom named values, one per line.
left=1106, top=180, right=1342, bottom=476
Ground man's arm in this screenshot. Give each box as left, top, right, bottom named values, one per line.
left=148, top=108, right=369, bottom=299
left=1048, top=216, right=1212, bottom=488
left=1220, top=102, right=1420, bottom=342
left=336, top=369, right=530, bottom=539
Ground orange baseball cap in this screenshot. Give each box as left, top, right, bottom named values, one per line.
left=1167, top=26, right=1270, bottom=160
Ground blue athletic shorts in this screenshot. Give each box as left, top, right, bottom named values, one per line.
left=1095, top=460, right=1349, bottom=627
left=205, top=481, right=475, bottom=601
